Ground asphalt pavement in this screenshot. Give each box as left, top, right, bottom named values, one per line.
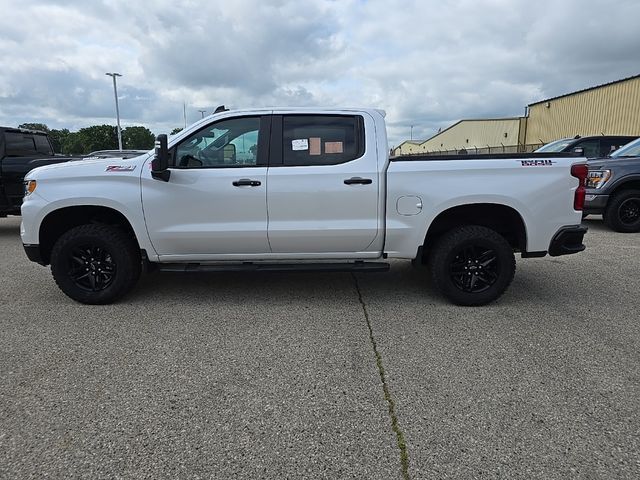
left=1, top=216, right=638, bottom=479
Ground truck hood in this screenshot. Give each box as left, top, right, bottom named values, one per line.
left=587, top=155, right=640, bottom=170
left=25, top=155, right=150, bottom=180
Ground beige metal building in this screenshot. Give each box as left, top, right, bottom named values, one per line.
left=394, top=74, right=640, bottom=156
left=393, top=141, right=424, bottom=155
left=414, top=118, right=521, bottom=154
left=525, top=74, right=640, bottom=144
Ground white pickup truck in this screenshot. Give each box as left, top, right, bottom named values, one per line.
left=21, top=108, right=588, bottom=306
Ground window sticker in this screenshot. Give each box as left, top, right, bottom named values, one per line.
left=309, top=137, right=321, bottom=156
left=325, top=142, right=344, bottom=154
left=292, top=139, right=309, bottom=151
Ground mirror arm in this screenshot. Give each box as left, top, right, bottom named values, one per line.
left=152, top=170, right=171, bottom=182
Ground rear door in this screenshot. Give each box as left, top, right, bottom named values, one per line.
left=265, top=113, right=381, bottom=255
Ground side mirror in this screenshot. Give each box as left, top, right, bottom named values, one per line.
left=573, top=147, right=585, bottom=156
left=152, top=134, right=171, bottom=181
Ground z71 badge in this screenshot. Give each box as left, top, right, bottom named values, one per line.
left=520, top=160, right=555, bottom=167
left=105, top=165, right=136, bottom=172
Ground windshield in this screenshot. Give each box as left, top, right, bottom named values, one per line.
left=611, top=137, right=640, bottom=158
left=535, top=138, right=573, bottom=153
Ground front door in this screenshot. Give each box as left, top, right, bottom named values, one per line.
left=142, top=115, right=271, bottom=259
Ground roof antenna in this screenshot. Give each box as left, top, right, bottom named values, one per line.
left=214, top=105, right=229, bottom=114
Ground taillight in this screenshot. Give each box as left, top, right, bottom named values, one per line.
left=571, top=163, right=588, bottom=211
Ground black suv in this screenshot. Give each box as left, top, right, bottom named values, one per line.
left=584, top=137, right=640, bottom=232
left=535, top=135, right=637, bottom=158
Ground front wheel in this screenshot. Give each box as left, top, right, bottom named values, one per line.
left=603, top=190, right=640, bottom=233
left=50, top=224, right=141, bottom=304
left=428, top=225, right=516, bottom=306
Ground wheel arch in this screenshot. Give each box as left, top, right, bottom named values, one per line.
left=38, top=205, right=140, bottom=265
left=420, top=203, right=527, bottom=261
left=608, top=177, right=640, bottom=197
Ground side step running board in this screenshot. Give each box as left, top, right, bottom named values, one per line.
left=158, top=262, right=390, bottom=274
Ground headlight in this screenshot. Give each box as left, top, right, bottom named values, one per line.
left=24, top=180, right=37, bottom=196
left=586, top=170, right=611, bottom=189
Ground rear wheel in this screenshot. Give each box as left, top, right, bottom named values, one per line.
left=50, top=224, right=141, bottom=304
left=604, top=190, right=640, bottom=233
left=429, top=225, right=515, bottom=306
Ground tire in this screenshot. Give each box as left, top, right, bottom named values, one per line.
left=428, top=225, right=516, bottom=306
left=603, top=190, right=640, bottom=233
left=50, top=224, right=141, bottom=304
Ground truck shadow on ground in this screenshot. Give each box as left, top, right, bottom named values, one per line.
left=128, top=259, right=567, bottom=310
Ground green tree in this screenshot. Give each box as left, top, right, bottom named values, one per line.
left=49, top=128, right=70, bottom=153
left=123, top=126, right=155, bottom=149
left=18, top=123, right=50, bottom=133
left=62, top=132, right=86, bottom=154
left=76, top=125, right=118, bottom=153
left=170, top=127, right=183, bottom=135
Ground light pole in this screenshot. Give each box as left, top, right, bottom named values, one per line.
left=198, top=110, right=207, bottom=118
left=410, top=125, right=414, bottom=141
left=105, top=72, right=123, bottom=151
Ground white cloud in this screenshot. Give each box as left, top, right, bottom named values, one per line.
left=0, top=0, right=639, bottom=145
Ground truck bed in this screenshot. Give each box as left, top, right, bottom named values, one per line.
left=391, top=152, right=581, bottom=162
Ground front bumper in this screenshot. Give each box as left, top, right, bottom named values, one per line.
left=584, top=193, right=609, bottom=215
left=548, top=226, right=587, bottom=257
left=23, top=244, right=45, bottom=265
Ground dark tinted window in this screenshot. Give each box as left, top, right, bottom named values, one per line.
left=282, top=115, right=364, bottom=166
left=602, top=138, right=635, bottom=156
left=34, top=135, right=54, bottom=155
left=575, top=139, right=599, bottom=157
left=5, top=132, right=37, bottom=156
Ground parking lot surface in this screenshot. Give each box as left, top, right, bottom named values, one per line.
left=1, top=216, right=638, bottom=479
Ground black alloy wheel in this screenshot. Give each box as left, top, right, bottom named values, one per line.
left=619, top=198, right=640, bottom=226
left=50, top=224, right=141, bottom=304
left=429, top=225, right=516, bottom=306
left=449, top=245, right=499, bottom=293
left=604, top=189, right=640, bottom=233
left=68, top=244, right=116, bottom=292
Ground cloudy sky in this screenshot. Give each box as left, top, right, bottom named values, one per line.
left=1, top=0, right=639, bottom=146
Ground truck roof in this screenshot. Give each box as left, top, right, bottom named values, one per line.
left=0, top=126, right=49, bottom=135
left=202, top=107, right=386, bottom=117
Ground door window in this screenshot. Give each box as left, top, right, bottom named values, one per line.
left=5, top=132, right=38, bottom=156
left=575, top=140, right=599, bottom=157
left=174, top=117, right=261, bottom=168
left=34, top=135, right=54, bottom=155
left=602, top=139, right=633, bottom=156
left=282, top=115, right=364, bottom=166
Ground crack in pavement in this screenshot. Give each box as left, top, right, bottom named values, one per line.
left=352, top=273, right=410, bottom=480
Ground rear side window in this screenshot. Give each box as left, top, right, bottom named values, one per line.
left=282, top=115, right=364, bottom=166
left=5, top=132, right=38, bottom=156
